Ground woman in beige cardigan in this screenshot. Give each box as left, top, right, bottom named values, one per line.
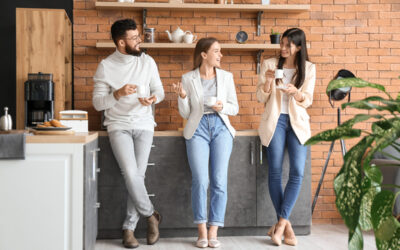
left=257, top=28, right=316, bottom=246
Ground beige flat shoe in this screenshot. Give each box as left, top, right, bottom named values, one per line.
left=267, top=225, right=275, bottom=237
left=196, top=238, right=208, bottom=248
left=284, top=236, right=298, bottom=246
left=271, top=224, right=284, bottom=246
left=208, top=238, right=221, bottom=248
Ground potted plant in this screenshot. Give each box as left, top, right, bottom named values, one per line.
left=270, top=29, right=280, bottom=44
left=305, top=76, right=400, bottom=249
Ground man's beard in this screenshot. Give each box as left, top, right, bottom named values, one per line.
left=125, top=44, right=142, bottom=56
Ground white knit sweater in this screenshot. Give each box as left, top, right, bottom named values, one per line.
left=92, top=49, right=165, bottom=132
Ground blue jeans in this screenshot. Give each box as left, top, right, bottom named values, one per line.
left=264, top=114, right=307, bottom=220
left=186, top=113, right=233, bottom=227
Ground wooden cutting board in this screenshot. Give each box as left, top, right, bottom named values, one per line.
left=33, top=130, right=75, bottom=135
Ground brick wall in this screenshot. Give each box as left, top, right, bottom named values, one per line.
left=73, top=0, right=400, bottom=223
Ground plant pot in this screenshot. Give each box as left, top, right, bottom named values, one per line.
left=270, top=34, right=280, bottom=44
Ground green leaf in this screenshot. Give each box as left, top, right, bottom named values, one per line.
left=305, top=128, right=361, bottom=145
left=359, top=178, right=380, bottom=231
left=376, top=228, right=400, bottom=250
left=365, top=164, right=383, bottom=184
left=334, top=172, right=345, bottom=195
left=327, top=78, right=386, bottom=95
left=342, top=114, right=383, bottom=127
left=371, top=190, right=400, bottom=245
left=348, top=225, right=363, bottom=250
left=375, top=216, right=398, bottom=241
left=363, top=119, right=400, bottom=170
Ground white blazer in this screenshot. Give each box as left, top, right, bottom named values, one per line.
left=178, top=68, right=239, bottom=140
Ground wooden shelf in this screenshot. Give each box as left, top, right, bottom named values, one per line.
left=96, top=42, right=280, bottom=50
left=95, top=2, right=310, bottom=13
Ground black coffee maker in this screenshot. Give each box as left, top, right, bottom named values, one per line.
left=25, top=72, right=54, bottom=127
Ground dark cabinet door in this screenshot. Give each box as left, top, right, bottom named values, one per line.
left=224, top=136, right=257, bottom=227
left=84, top=139, right=99, bottom=250
left=257, top=144, right=311, bottom=228
left=97, top=136, right=127, bottom=236
left=141, top=136, right=194, bottom=229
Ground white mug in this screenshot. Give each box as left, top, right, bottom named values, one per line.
left=205, top=96, right=217, bottom=107
left=183, top=31, right=197, bottom=44
left=137, top=85, right=147, bottom=98
left=275, top=69, right=284, bottom=79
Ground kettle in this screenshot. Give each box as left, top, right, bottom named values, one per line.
left=165, top=27, right=185, bottom=43
left=0, top=107, right=12, bottom=131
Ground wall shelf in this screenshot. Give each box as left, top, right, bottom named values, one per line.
left=95, top=2, right=310, bottom=13
left=96, top=42, right=280, bottom=50
left=95, top=2, right=310, bottom=36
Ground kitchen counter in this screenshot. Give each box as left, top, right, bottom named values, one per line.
left=0, top=132, right=99, bottom=250
left=97, top=130, right=259, bottom=137
left=26, top=131, right=98, bottom=143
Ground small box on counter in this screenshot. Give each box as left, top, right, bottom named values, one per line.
left=59, top=110, right=88, bottom=132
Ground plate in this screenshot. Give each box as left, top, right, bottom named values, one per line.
left=236, top=31, right=248, bottom=44
left=33, top=127, right=72, bottom=131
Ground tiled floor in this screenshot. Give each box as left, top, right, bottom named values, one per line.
left=96, top=224, right=376, bottom=250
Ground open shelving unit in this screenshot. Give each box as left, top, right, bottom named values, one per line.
left=94, top=2, right=310, bottom=72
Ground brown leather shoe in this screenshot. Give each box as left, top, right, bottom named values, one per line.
left=122, top=229, right=139, bottom=249
left=147, top=211, right=162, bottom=245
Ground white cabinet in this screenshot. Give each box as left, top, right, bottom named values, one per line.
left=0, top=138, right=98, bottom=250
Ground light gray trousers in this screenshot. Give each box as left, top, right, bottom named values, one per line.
left=108, top=129, right=155, bottom=230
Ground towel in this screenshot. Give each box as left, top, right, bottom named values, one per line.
left=0, top=133, right=26, bottom=159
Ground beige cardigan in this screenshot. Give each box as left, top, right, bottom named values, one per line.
left=257, top=57, right=316, bottom=147
left=178, top=68, right=239, bottom=140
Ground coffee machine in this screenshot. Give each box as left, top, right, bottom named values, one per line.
left=25, top=72, right=54, bottom=127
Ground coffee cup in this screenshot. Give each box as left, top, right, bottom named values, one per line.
left=183, top=31, right=197, bottom=44
left=275, top=69, right=284, bottom=79
left=205, top=96, right=217, bottom=107
left=137, top=85, right=147, bottom=98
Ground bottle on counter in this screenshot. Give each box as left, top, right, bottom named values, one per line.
left=0, top=107, right=12, bottom=131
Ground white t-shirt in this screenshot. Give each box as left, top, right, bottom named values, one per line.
left=280, top=68, right=296, bottom=114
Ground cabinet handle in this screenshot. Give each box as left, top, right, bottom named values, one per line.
left=95, top=202, right=101, bottom=209
left=96, top=168, right=101, bottom=173
left=147, top=163, right=155, bottom=166
left=260, top=143, right=263, bottom=165
left=91, top=148, right=100, bottom=180
left=148, top=194, right=155, bottom=197
left=151, top=144, right=155, bottom=148
left=250, top=141, right=255, bottom=165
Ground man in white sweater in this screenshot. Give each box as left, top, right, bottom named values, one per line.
left=92, top=19, right=164, bottom=248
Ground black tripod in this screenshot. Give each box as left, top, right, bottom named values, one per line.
left=311, top=107, right=347, bottom=214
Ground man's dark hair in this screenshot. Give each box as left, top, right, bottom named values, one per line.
left=111, top=19, right=137, bottom=46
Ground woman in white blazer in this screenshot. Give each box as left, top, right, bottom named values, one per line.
left=173, top=37, right=238, bottom=248
left=256, top=28, right=316, bottom=246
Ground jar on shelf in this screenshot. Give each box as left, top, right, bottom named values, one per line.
left=144, top=27, right=155, bottom=43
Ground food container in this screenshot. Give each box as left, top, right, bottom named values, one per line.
left=59, top=110, right=88, bottom=132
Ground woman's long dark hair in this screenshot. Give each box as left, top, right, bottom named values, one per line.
left=277, top=28, right=309, bottom=88
left=193, top=37, right=218, bottom=70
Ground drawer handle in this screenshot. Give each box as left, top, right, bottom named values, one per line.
left=148, top=194, right=155, bottom=197
left=147, top=163, right=155, bottom=166
left=151, top=144, right=155, bottom=148
left=95, top=202, right=101, bottom=208
left=96, top=168, right=101, bottom=173
left=91, top=148, right=100, bottom=153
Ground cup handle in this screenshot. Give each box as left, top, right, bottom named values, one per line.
left=185, top=31, right=192, bottom=35
left=193, top=35, right=197, bottom=42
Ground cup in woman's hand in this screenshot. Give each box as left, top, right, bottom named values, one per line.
left=275, top=69, right=284, bottom=79
left=137, top=85, right=148, bottom=98
left=206, top=96, right=217, bottom=107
